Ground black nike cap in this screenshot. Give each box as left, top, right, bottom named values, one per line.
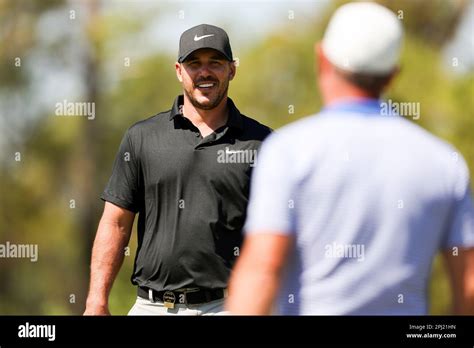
left=178, top=24, right=233, bottom=63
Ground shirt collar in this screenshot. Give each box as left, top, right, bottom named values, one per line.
left=321, top=98, right=382, bottom=115
left=169, top=95, right=244, bottom=130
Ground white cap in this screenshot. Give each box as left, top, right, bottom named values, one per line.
left=322, top=2, right=403, bottom=75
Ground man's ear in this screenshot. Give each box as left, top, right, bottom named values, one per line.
left=175, top=62, right=183, bottom=82
left=229, top=61, right=236, bottom=81
left=315, top=42, right=330, bottom=74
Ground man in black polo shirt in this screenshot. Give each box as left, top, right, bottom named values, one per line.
left=83, top=24, right=271, bottom=315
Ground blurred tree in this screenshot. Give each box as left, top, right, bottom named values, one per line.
left=0, top=0, right=63, bottom=86
left=0, top=0, right=65, bottom=313
left=377, top=0, right=469, bottom=46
left=74, top=0, right=102, bottom=313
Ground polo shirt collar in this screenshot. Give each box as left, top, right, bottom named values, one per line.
left=322, top=98, right=382, bottom=115
left=169, top=95, right=244, bottom=130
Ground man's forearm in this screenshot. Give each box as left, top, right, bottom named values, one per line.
left=86, top=219, right=131, bottom=308
left=226, top=262, right=279, bottom=315
left=226, top=233, right=292, bottom=315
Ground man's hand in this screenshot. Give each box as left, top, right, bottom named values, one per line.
left=84, top=301, right=111, bottom=316
left=443, top=247, right=474, bottom=315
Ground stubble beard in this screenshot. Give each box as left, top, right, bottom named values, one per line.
left=184, top=80, right=229, bottom=110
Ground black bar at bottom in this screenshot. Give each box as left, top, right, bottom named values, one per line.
left=0, top=316, right=473, bottom=346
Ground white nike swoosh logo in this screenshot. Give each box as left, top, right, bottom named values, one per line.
left=194, top=34, right=214, bottom=41
left=226, top=149, right=246, bottom=154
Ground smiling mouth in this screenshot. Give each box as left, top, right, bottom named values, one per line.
left=195, top=82, right=217, bottom=90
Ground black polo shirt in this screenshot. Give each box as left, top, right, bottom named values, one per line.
left=101, top=95, right=271, bottom=291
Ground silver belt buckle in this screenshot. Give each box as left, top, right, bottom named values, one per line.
left=148, top=289, right=155, bottom=303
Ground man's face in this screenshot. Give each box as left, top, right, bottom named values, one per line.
left=176, top=48, right=235, bottom=110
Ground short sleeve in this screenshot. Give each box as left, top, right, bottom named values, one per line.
left=244, top=133, right=297, bottom=235
left=101, top=129, right=141, bottom=213
left=442, top=156, right=474, bottom=249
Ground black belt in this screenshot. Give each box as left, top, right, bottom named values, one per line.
left=138, top=286, right=227, bottom=307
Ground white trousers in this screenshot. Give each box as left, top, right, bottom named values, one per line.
left=128, top=296, right=229, bottom=316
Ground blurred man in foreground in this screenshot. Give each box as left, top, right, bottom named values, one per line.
left=226, top=2, right=474, bottom=315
